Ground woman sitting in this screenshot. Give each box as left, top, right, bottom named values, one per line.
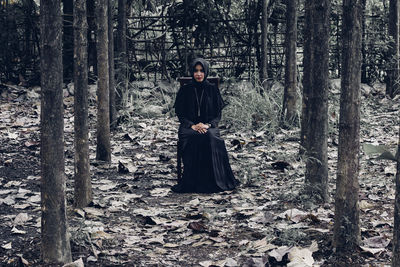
left=172, top=58, right=239, bottom=193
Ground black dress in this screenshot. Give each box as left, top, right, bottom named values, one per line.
left=172, top=78, right=238, bottom=193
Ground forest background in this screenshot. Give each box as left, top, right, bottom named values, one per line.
left=1, top=0, right=400, bottom=266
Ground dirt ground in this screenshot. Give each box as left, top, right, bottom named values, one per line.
left=0, top=81, right=398, bottom=266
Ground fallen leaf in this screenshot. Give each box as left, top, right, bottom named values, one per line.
left=14, top=213, right=30, bottom=225
left=11, top=226, right=26, bottom=235
left=360, top=246, right=385, bottom=256
left=225, top=257, right=238, bottom=267
left=188, top=221, right=207, bottom=232
left=27, top=194, right=40, bottom=203
left=268, top=246, right=291, bottom=262
left=62, top=258, right=84, bottom=267
left=2, top=242, right=12, bottom=249
left=118, top=160, right=137, bottom=174
left=146, top=235, right=164, bottom=245
left=362, top=235, right=390, bottom=248
left=287, top=247, right=314, bottom=267
left=359, top=200, right=375, bottom=211
left=83, top=207, right=104, bottom=217
left=150, top=187, right=170, bottom=197
left=188, top=198, right=200, bottom=206
left=278, top=209, right=307, bottom=223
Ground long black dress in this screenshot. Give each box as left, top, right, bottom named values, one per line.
left=172, top=60, right=238, bottom=193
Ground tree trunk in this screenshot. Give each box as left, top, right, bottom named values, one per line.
left=392, top=1, right=400, bottom=265
left=73, top=0, right=92, bottom=208
left=394, top=123, right=400, bottom=265
left=387, top=0, right=399, bottom=98
left=87, top=0, right=97, bottom=77
left=300, top=0, right=330, bottom=202
left=108, top=0, right=117, bottom=129
left=117, top=0, right=126, bottom=105
left=361, top=0, right=367, bottom=83
left=281, top=0, right=298, bottom=125
left=62, top=0, right=73, bottom=82
left=40, top=0, right=72, bottom=263
left=260, top=0, right=269, bottom=92
left=333, top=0, right=362, bottom=256
left=96, top=0, right=111, bottom=162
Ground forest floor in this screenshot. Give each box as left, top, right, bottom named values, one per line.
left=0, top=80, right=398, bottom=267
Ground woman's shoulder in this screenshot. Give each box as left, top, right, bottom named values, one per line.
left=204, top=80, right=218, bottom=90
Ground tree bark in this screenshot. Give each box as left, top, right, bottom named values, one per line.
left=40, top=0, right=72, bottom=263
left=333, top=0, right=362, bottom=256
left=260, top=0, right=269, bottom=92
left=392, top=1, right=400, bottom=265
left=387, top=0, right=399, bottom=98
left=96, top=0, right=111, bottom=162
left=62, top=0, right=73, bottom=82
left=394, top=120, right=400, bottom=265
left=87, top=0, right=97, bottom=77
left=108, top=0, right=117, bottom=129
left=117, top=0, right=127, bottom=105
left=300, top=0, right=330, bottom=202
left=281, top=0, right=298, bottom=125
left=360, top=0, right=367, bottom=83
left=73, top=0, right=92, bottom=208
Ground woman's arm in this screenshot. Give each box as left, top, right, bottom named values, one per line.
left=174, top=85, right=194, bottom=128
left=208, top=84, right=224, bottom=128
left=177, top=115, right=194, bottom=129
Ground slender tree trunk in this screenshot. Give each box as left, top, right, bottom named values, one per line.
left=117, top=0, right=126, bottom=105
left=387, top=0, right=400, bottom=98
left=301, top=0, right=330, bottom=202
left=394, top=124, right=400, bottom=265
left=73, top=0, right=92, bottom=208
left=333, top=0, right=362, bottom=257
left=108, top=0, right=117, bottom=129
left=62, top=0, right=73, bottom=82
left=361, top=0, right=367, bottom=83
left=87, top=0, right=97, bottom=78
left=96, top=0, right=111, bottom=161
left=261, top=0, right=269, bottom=92
left=392, top=1, right=400, bottom=265
left=282, top=0, right=298, bottom=125
left=40, top=0, right=71, bottom=263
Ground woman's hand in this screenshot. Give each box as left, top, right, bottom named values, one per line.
left=191, top=123, right=209, bottom=134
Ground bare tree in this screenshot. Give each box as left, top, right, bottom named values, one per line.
left=260, top=0, right=269, bottom=92
left=73, top=0, right=92, bottom=208
left=96, top=0, right=111, bottom=161
left=392, top=0, right=400, bottom=263
left=117, top=0, right=127, bottom=105
left=300, top=0, right=330, bottom=202
left=62, top=0, right=73, bottom=81
left=40, top=0, right=71, bottom=263
left=394, top=126, right=400, bottom=265
left=333, top=0, right=362, bottom=256
left=387, top=0, right=400, bottom=98
left=281, top=0, right=298, bottom=125
left=109, top=0, right=117, bottom=129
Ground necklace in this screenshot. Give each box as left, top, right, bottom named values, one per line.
left=194, top=87, right=204, bottom=117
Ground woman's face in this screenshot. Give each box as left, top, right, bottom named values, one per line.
left=193, top=64, right=205, bottom=82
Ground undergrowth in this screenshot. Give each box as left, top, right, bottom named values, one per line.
left=221, top=79, right=284, bottom=132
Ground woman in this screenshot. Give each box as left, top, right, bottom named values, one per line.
left=172, top=58, right=238, bottom=193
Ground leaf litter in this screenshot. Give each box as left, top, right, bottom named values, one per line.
left=0, top=81, right=398, bottom=266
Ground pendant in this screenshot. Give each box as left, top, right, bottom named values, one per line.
left=198, top=109, right=200, bottom=116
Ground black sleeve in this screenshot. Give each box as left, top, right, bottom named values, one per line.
left=208, top=85, right=224, bottom=128
left=174, top=86, right=194, bottom=129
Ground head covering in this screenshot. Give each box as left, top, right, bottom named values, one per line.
left=190, top=58, right=209, bottom=81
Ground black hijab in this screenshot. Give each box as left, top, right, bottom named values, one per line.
left=190, top=58, right=209, bottom=85
left=175, top=58, right=224, bottom=126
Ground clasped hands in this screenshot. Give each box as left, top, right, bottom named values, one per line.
left=191, top=122, right=210, bottom=134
